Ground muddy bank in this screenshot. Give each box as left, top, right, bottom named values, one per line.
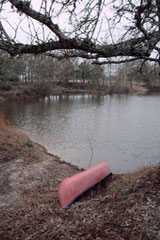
left=0, top=113, right=160, bottom=240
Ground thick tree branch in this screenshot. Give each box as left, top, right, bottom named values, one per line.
left=0, top=30, right=159, bottom=58
left=44, top=51, right=99, bottom=60
left=0, top=0, right=159, bottom=64
left=8, top=0, right=65, bottom=40
left=93, top=58, right=141, bottom=65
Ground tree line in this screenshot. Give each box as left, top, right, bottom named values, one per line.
left=0, top=50, right=159, bottom=92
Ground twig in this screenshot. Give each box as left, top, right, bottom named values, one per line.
left=87, top=136, right=94, bottom=168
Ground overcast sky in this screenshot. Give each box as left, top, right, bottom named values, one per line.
left=1, top=1, right=123, bottom=44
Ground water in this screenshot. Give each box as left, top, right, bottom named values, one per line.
left=0, top=94, right=160, bottom=173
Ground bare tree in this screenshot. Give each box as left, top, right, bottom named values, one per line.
left=0, top=0, right=159, bottom=66
left=20, top=54, right=74, bottom=84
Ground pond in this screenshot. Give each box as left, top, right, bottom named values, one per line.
left=0, top=94, right=160, bottom=173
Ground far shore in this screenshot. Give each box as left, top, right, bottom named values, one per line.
left=0, top=81, right=160, bottom=103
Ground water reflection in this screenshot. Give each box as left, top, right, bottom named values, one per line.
left=0, top=94, right=160, bottom=173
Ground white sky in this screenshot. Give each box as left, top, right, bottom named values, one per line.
left=1, top=1, right=121, bottom=44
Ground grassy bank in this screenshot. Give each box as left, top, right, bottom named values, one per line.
left=0, top=113, right=160, bottom=240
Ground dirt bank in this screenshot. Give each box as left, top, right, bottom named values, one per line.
left=0, top=113, right=160, bottom=240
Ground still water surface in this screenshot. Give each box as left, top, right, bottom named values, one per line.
left=0, top=94, right=160, bottom=173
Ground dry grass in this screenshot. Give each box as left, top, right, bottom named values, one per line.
left=0, top=112, right=9, bottom=130
left=1, top=165, right=158, bottom=240
left=120, top=165, right=160, bottom=187
left=0, top=112, right=28, bottom=154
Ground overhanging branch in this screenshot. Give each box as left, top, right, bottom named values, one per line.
left=44, top=51, right=100, bottom=60
left=0, top=0, right=159, bottom=63
left=93, top=57, right=160, bottom=65
left=93, top=58, right=141, bottom=65
left=0, top=30, right=159, bottom=58
left=8, top=0, right=66, bottom=40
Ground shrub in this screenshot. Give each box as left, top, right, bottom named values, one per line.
left=0, top=82, right=12, bottom=91
left=32, top=81, right=52, bottom=96
left=25, top=141, right=33, bottom=147
left=23, top=88, right=33, bottom=95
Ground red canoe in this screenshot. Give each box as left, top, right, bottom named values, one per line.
left=58, top=162, right=112, bottom=209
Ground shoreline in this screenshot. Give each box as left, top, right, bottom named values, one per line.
left=34, top=141, right=84, bottom=171
left=0, top=82, right=160, bottom=103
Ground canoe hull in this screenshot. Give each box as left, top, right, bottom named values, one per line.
left=58, top=162, right=111, bottom=209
